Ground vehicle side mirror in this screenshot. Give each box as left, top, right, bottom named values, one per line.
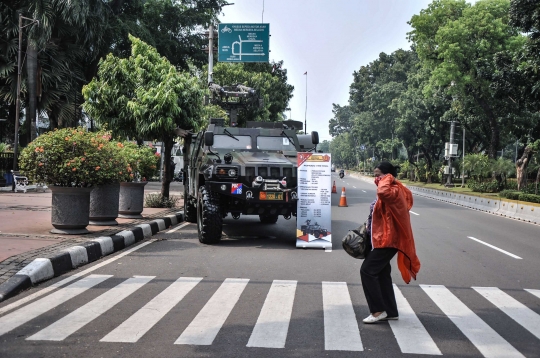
left=204, top=131, right=214, bottom=147
left=311, top=131, right=319, bottom=145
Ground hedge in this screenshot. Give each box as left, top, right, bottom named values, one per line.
left=498, top=190, right=540, bottom=203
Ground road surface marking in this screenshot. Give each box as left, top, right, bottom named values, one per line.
left=473, top=287, right=540, bottom=340
left=0, top=275, right=112, bottom=337
left=175, top=278, right=249, bottom=345
left=525, top=289, right=540, bottom=299
left=353, top=186, right=357, bottom=188
left=101, top=277, right=202, bottom=343
left=322, top=281, right=363, bottom=351
left=467, top=237, right=522, bottom=259
left=362, top=190, right=366, bottom=193
left=28, top=276, right=154, bottom=341
left=247, top=280, right=297, bottom=348
left=421, top=285, right=524, bottom=358
left=0, top=240, right=155, bottom=315
left=409, top=211, right=420, bottom=216
left=390, top=284, right=441, bottom=355
left=166, top=222, right=190, bottom=233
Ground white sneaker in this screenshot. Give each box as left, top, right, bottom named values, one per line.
left=363, top=311, right=387, bottom=324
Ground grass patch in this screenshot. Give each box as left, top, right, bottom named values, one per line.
left=144, top=193, right=180, bottom=208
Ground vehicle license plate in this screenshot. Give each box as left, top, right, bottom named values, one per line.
left=260, top=192, right=283, bottom=200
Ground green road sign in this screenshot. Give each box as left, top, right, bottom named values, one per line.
left=218, top=23, right=270, bottom=63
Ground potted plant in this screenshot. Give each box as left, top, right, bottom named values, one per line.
left=19, top=127, right=122, bottom=234
left=117, top=142, right=158, bottom=218
left=88, top=137, right=129, bottom=226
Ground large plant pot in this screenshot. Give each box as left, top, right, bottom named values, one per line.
left=118, top=182, right=147, bottom=219
left=50, top=186, right=92, bottom=235
left=89, top=183, right=120, bottom=226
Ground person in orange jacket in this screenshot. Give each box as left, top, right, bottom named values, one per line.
left=361, top=162, right=421, bottom=324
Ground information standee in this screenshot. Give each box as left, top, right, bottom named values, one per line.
left=296, top=153, right=332, bottom=249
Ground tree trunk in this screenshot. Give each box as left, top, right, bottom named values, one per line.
left=472, top=93, right=499, bottom=159
left=516, top=145, right=533, bottom=190
left=26, top=43, right=38, bottom=142
left=534, top=168, right=540, bottom=195
left=161, top=138, right=174, bottom=198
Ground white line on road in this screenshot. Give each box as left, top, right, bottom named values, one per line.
left=353, top=186, right=357, bottom=188
left=175, top=278, right=249, bottom=345
left=0, top=275, right=112, bottom=337
left=473, top=287, right=540, bottom=340
left=467, top=236, right=522, bottom=259
left=247, top=280, right=297, bottom=348
left=362, top=190, right=366, bottom=193
left=390, top=284, right=441, bottom=355
left=526, top=289, right=540, bottom=300
left=0, top=240, right=155, bottom=315
left=166, top=222, right=190, bottom=233
left=322, top=281, right=363, bottom=351
left=101, top=277, right=203, bottom=343
left=421, top=285, right=524, bottom=358
left=28, top=276, right=154, bottom=341
left=409, top=211, right=420, bottom=216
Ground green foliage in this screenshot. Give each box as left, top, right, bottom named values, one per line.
left=19, top=127, right=127, bottom=187
left=463, top=153, right=491, bottom=180
left=467, top=179, right=501, bottom=193
left=499, top=190, right=540, bottom=203
left=144, top=193, right=179, bottom=208
left=0, top=143, right=11, bottom=152
left=119, top=142, right=159, bottom=182
left=208, top=62, right=294, bottom=126
left=83, top=35, right=204, bottom=138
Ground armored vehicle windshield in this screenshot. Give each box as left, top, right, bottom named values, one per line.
left=257, top=136, right=297, bottom=151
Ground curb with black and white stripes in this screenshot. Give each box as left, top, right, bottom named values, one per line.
left=0, top=212, right=183, bottom=302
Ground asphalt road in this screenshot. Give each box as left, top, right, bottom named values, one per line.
left=1, top=173, right=539, bottom=357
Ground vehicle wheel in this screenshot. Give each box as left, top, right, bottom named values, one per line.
left=197, top=186, right=222, bottom=244
left=314, top=230, right=320, bottom=238
left=259, top=214, right=279, bottom=224
left=184, top=192, right=197, bottom=223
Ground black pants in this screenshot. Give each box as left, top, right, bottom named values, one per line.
left=360, top=248, right=399, bottom=317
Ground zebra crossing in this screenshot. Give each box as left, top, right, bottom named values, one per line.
left=0, top=275, right=539, bottom=356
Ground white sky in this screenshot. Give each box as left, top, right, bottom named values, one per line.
left=218, top=0, right=439, bottom=141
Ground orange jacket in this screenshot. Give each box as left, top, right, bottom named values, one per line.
left=371, top=175, right=421, bottom=283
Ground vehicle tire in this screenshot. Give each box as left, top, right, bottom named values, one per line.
left=197, top=186, right=222, bottom=244
left=314, top=230, right=320, bottom=238
left=259, top=214, right=279, bottom=224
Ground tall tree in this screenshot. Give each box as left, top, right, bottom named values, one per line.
left=408, top=0, right=524, bottom=158
left=83, top=36, right=204, bottom=197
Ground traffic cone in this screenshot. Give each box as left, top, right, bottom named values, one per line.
left=338, top=187, right=348, bottom=207
left=332, top=181, right=337, bottom=194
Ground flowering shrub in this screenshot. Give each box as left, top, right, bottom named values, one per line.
left=19, top=127, right=128, bottom=187
left=118, top=142, right=158, bottom=182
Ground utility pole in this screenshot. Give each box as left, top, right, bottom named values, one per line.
left=446, top=121, right=456, bottom=187
left=462, top=125, right=465, bottom=188
left=12, top=14, right=39, bottom=171
left=304, top=71, right=307, bottom=133
left=207, top=23, right=215, bottom=85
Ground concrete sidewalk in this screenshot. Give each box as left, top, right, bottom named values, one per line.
left=0, top=182, right=185, bottom=286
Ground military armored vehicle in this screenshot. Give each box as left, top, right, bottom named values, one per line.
left=181, top=83, right=319, bottom=244
left=300, top=219, right=329, bottom=238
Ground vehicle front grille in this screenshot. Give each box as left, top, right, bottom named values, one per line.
left=270, top=167, right=280, bottom=178
left=257, top=167, right=268, bottom=177
left=283, top=167, right=293, bottom=179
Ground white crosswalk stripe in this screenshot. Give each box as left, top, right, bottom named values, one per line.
left=473, top=287, right=540, bottom=340
left=27, top=276, right=154, bottom=341
left=247, top=280, right=297, bottom=348
left=101, top=277, right=202, bottom=343
left=421, top=284, right=525, bottom=358
left=322, top=281, right=363, bottom=351
left=0, top=274, right=111, bottom=337
left=2, top=275, right=540, bottom=356
left=175, top=278, right=249, bottom=345
left=390, top=284, right=442, bottom=355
